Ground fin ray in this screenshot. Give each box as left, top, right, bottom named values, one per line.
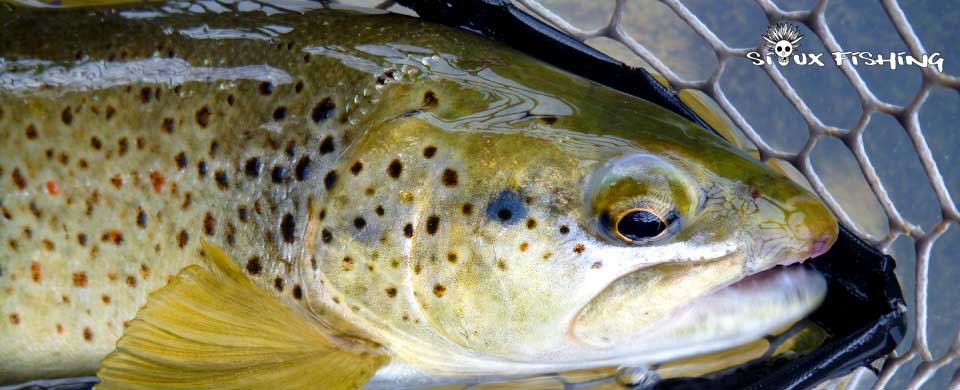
left=96, top=241, right=386, bottom=390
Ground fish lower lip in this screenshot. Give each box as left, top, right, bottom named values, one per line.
left=636, top=265, right=826, bottom=356
left=568, top=263, right=827, bottom=366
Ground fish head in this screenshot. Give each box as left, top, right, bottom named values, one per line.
left=564, top=139, right=839, bottom=364
left=350, top=105, right=837, bottom=372
left=321, top=58, right=838, bottom=373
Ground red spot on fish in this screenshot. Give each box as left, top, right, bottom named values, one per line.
left=149, top=171, right=165, bottom=193
left=30, top=262, right=41, bottom=283
left=46, top=180, right=58, bottom=195
left=72, top=272, right=88, bottom=287
left=101, top=230, right=124, bottom=245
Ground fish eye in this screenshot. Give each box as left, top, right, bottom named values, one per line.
left=601, top=207, right=678, bottom=244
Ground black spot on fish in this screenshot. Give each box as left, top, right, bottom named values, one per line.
left=292, top=285, right=303, bottom=300
left=426, top=215, right=440, bottom=235
left=387, top=159, right=403, bottom=179
left=462, top=203, right=474, bottom=215
left=441, top=169, right=458, bottom=187
left=136, top=208, right=147, bottom=228
left=195, top=106, right=210, bottom=128
left=281, top=214, right=296, bottom=243
left=295, top=157, right=311, bottom=181
left=11, top=168, right=26, bottom=189
left=285, top=141, right=297, bottom=157
left=312, top=98, right=335, bottom=123
left=271, top=166, right=284, bottom=183
left=246, top=257, right=261, bottom=275
left=295, top=81, right=304, bottom=94
left=259, top=82, right=273, bottom=95
left=175, top=152, right=187, bottom=169
left=403, top=223, right=414, bottom=238
left=321, top=228, right=332, bottom=244
left=177, top=230, right=189, bottom=248
left=162, top=117, right=175, bottom=133
left=526, top=218, right=537, bottom=229
left=25, top=124, right=38, bottom=140
left=350, top=161, right=363, bottom=175
left=118, top=138, right=129, bottom=156
left=90, top=137, right=102, bottom=150
left=324, top=171, right=338, bottom=190
left=272, top=107, right=287, bottom=121
left=375, top=205, right=385, bottom=216
left=139, top=87, right=153, bottom=104
left=238, top=206, right=249, bottom=222
left=61, top=107, right=73, bottom=125
left=203, top=213, right=215, bottom=236
left=423, top=91, right=438, bottom=107
left=244, top=157, right=261, bottom=178
left=319, top=136, right=335, bottom=155
left=559, top=225, right=570, bottom=235
left=354, top=217, right=366, bottom=230
left=214, top=170, right=228, bottom=190
left=273, top=277, right=284, bottom=292
left=423, top=145, right=437, bottom=159
left=486, top=190, right=526, bottom=225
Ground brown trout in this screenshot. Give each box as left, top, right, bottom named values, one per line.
left=0, top=2, right=838, bottom=388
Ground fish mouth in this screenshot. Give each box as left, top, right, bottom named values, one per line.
left=634, top=263, right=826, bottom=357
left=569, top=255, right=827, bottom=364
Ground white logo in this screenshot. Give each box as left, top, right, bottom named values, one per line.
left=746, top=22, right=944, bottom=72
left=762, top=22, right=803, bottom=66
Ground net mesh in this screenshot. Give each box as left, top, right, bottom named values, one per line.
left=487, top=0, right=958, bottom=388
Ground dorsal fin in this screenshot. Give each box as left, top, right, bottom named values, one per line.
left=95, top=241, right=387, bottom=390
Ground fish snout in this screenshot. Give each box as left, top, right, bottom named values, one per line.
left=749, top=190, right=838, bottom=270
left=791, top=194, right=838, bottom=260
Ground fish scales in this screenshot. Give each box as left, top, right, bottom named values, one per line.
left=0, top=3, right=838, bottom=387
left=0, top=7, right=421, bottom=382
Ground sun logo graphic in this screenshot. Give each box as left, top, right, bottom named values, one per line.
left=761, top=22, right=803, bottom=66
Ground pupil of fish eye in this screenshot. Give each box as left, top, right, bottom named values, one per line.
left=617, top=210, right=665, bottom=241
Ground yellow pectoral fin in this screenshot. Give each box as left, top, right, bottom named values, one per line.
left=96, top=241, right=386, bottom=390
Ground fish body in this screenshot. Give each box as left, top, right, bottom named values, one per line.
left=0, top=3, right=837, bottom=388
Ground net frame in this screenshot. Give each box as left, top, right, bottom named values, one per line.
left=499, top=0, right=959, bottom=388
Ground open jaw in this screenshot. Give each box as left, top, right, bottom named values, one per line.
left=569, top=258, right=827, bottom=367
